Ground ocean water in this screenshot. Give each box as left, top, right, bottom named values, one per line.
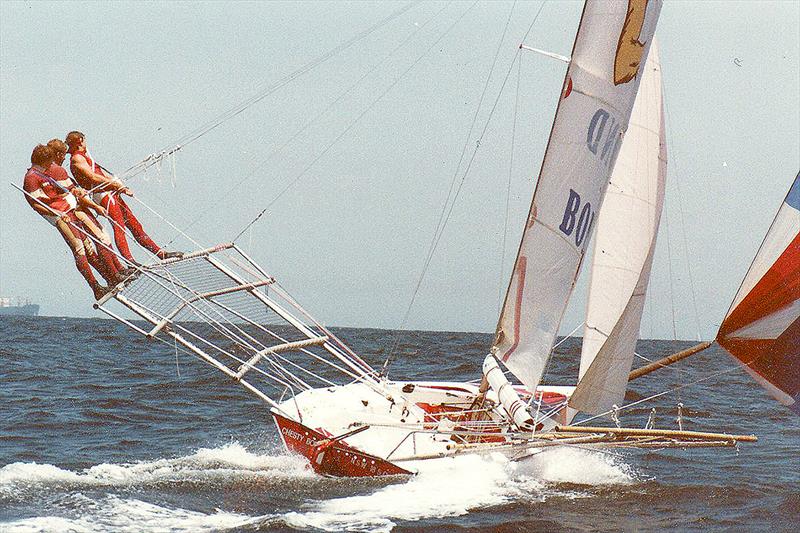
left=1, top=315, right=798, bottom=532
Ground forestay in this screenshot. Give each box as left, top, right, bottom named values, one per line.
left=717, top=172, right=800, bottom=415
left=570, top=38, right=666, bottom=415
left=492, top=0, right=663, bottom=390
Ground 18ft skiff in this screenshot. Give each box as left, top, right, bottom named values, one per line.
left=75, top=0, right=800, bottom=477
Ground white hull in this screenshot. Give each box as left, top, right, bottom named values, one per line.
left=273, top=380, right=574, bottom=474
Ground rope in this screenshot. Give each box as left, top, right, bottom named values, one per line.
left=118, top=2, right=419, bottom=181
left=664, top=193, right=678, bottom=340
left=552, top=322, right=584, bottom=350
left=129, top=194, right=204, bottom=250
left=382, top=0, right=549, bottom=374
left=264, top=2, right=475, bottom=213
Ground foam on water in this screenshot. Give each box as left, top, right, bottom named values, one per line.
left=2, top=494, right=267, bottom=533
left=1, top=437, right=638, bottom=532
left=0, top=442, right=310, bottom=497
left=518, top=446, right=637, bottom=485
left=285, top=447, right=635, bottom=532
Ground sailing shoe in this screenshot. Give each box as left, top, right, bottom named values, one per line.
left=118, top=267, right=140, bottom=280
left=158, top=250, right=184, bottom=260
left=93, top=285, right=111, bottom=301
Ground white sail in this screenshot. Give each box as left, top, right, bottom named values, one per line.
left=492, top=0, right=663, bottom=390
left=569, top=39, right=667, bottom=415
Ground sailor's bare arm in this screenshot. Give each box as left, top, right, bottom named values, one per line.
left=72, top=154, right=124, bottom=190
left=74, top=189, right=107, bottom=216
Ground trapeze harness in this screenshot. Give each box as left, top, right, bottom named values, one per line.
left=69, top=149, right=115, bottom=204
left=69, top=149, right=162, bottom=261
left=25, top=164, right=125, bottom=294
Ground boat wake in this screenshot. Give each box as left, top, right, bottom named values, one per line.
left=285, top=447, right=637, bottom=532
left=1, top=444, right=636, bottom=532
left=0, top=442, right=311, bottom=496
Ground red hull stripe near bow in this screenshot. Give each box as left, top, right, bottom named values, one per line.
left=272, top=412, right=412, bottom=477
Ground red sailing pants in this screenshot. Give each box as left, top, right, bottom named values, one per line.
left=102, top=193, right=161, bottom=262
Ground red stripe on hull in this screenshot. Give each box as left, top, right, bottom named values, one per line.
left=272, top=412, right=411, bottom=477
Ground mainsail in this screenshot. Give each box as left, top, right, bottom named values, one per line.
left=569, top=39, right=666, bottom=415
left=492, top=0, right=663, bottom=389
left=717, top=172, right=800, bottom=415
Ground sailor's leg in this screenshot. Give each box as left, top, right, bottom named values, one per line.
left=75, top=210, right=123, bottom=281
left=55, top=215, right=106, bottom=299
left=103, top=194, right=136, bottom=263
left=116, top=197, right=162, bottom=256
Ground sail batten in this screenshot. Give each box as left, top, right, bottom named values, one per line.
left=492, top=0, right=663, bottom=390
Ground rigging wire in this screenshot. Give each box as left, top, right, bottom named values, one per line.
left=661, top=72, right=703, bottom=342
left=232, top=208, right=268, bottom=244
left=498, top=47, right=523, bottom=314
left=573, top=357, right=755, bottom=428
left=382, top=0, right=543, bottom=375
left=664, top=193, right=678, bottom=340
left=165, top=1, right=453, bottom=244
left=119, top=2, right=419, bottom=181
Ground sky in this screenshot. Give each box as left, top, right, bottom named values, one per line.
left=1, top=0, right=798, bottom=340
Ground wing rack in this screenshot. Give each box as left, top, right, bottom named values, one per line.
left=95, top=243, right=383, bottom=418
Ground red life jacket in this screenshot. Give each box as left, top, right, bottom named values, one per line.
left=23, top=166, right=76, bottom=214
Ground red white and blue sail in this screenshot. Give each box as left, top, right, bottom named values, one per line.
left=717, top=172, right=800, bottom=415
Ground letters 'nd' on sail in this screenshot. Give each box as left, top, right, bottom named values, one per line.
left=569, top=39, right=666, bottom=415
left=717, top=172, right=800, bottom=415
left=492, top=0, right=663, bottom=390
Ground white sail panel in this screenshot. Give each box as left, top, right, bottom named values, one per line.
left=569, top=39, right=666, bottom=415
left=492, top=0, right=663, bottom=389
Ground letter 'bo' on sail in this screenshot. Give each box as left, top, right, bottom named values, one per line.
left=492, top=0, right=663, bottom=391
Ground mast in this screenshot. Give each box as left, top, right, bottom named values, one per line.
left=717, top=171, right=800, bottom=415
left=492, top=0, right=663, bottom=390
left=569, top=38, right=666, bottom=415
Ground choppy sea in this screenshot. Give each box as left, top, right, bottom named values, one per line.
left=1, top=315, right=798, bottom=532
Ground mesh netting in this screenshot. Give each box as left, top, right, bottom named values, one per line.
left=99, top=245, right=367, bottom=401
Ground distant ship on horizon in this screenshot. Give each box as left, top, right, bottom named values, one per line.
left=0, top=297, right=39, bottom=316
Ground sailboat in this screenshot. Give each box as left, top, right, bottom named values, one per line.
left=75, top=0, right=790, bottom=477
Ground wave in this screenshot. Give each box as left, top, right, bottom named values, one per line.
left=0, top=442, right=311, bottom=498
left=285, top=447, right=636, bottom=531
left=1, top=494, right=270, bottom=533
left=516, top=446, right=637, bottom=485
left=2, top=443, right=637, bottom=532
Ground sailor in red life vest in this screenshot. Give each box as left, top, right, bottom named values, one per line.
left=47, top=138, right=129, bottom=281
left=65, top=131, right=182, bottom=263
left=23, top=145, right=132, bottom=300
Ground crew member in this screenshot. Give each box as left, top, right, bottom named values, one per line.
left=22, top=145, right=124, bottom=300
left=65, top=131, right=182, bottom=263
left=47, top=138, right=128, bottom=282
